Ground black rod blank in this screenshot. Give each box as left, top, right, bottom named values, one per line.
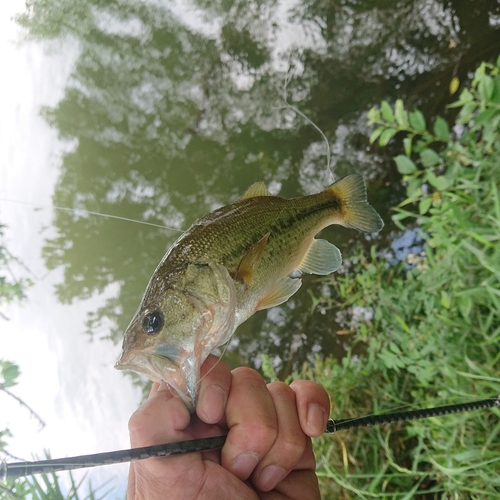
left=1, top=436, right=227, bottom=480
left=326, top=395, right=500, bottom=433
left=2, top=396, right=499, bottom=480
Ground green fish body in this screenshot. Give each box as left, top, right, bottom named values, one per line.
left=115, top=174, right=383, bottom=410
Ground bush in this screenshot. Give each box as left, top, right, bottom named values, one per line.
left=300, top=57, right=500, bottom=498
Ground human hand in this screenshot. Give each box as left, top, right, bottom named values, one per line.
left=128, top=355, right=330, bottom=499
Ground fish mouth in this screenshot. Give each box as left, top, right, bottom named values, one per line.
left=115, top=346, right=197, bottom=411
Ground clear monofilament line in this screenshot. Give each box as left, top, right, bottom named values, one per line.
left=0, top=198, right=184, bottom=232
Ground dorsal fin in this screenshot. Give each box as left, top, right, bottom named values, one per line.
left=239, top=181, right=273, bottom=200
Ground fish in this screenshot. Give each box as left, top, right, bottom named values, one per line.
left=115, top=174, right=384, bottom=411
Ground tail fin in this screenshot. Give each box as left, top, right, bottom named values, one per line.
left=327, top=174, right=384, bottom=233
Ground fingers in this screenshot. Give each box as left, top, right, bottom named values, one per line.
left=252, top=381, right=308, bottom=491
left=127, top=382, right=196, bottom=499
left=196, top=354, right=232, bottom=424
left=221, top=369, right=330, bottom=492
left=290, top=379, right=330, bottom=436
left=129, top=382, right=191, bottom=448
left=222, top=367, right=277, bottom=480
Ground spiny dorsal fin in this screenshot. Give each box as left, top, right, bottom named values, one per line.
left=240, top=181, right=273, bottom=200
left=327, top=174, right=384, bottom=233
left=235, top=232, right=270, bottom=286
left=298, top=239, right=342, bottom=275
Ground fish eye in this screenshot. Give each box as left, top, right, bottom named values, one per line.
left=141, top=311, right=164, bottom=334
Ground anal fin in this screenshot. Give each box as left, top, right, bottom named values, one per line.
left=257, top=277, right=302, bottom=311
left=298, top=239, right=342, bottom=275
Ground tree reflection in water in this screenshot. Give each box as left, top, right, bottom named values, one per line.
left=16, top=0, right=500, bottom=381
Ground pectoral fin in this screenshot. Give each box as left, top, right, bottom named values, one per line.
left=257, top=276, right=302, bottom=310
left=240, top=181, right=273, bottom=200
left=235, top=232, right=270, bottom=286
left=298, top=239, right=342, bottom=275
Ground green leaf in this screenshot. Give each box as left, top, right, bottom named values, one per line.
left=389, top=341, right=402, bottom=354
left=491, top=76, right=500, bottom=104
left=367, top=106, right=381, bottom=124
left=395, top=315, right=411, bottom=334
left=478, top=75, right=494, bottom=100
left=394, top=99, right=409, bottom=127
left=369, top=126, right=385, bottom=144
left=420, top=148, right=440, bottom=167
left=433, top=117, right=449, bottom=141
left=1, top=363, right=20, bottom=388
left=440, top=292, right=451, bottom=309
left=381, top=100, right=395, bottom=123
left=379, top=127, right=397, bottom=146
left=409, top=110, right=426, bottom=131
left=403, top=137, right=413, bottom=156
left=458, top=102, right=478, bottom=122
left=394, top=155, right=417, bottom=174
left=406, top=178, right=422, bottom=199
left=419, top=197, right=432, bottom=214
left=473, top=108, right=500, bottom=129
left=458, top=295, right=473, bottom=318
left=457, top=88, right=474, bottom=104
left=426, top=170, right=438, bottom=187
left=473, top=62, right=486, bottom=86
left=434, top=175, right=451, bottom=191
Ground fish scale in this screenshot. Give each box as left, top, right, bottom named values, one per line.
left=168, top=193, right=342, bottom=279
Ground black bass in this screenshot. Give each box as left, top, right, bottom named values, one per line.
left=115, top=174, right=383, bottom=410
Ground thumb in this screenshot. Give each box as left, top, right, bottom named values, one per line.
left=129, top=383, right=192, bottom=448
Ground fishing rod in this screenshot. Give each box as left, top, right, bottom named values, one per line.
left=2, top=395, right=498, bottom=481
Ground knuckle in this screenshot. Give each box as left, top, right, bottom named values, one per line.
left=232, top=366, right=265, bottom=385
left=279, top=433, right=306, bottom=462
left=268, top=381, right=296, bottom=404
left=247, top=418, right=278, bottom=444
left=128, top=407, right=147, bottom=435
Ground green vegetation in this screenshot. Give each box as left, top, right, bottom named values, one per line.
left=298, top=58, right=500, bottom=497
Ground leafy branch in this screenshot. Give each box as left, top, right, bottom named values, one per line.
left=0, top=361, right=46, bottom=429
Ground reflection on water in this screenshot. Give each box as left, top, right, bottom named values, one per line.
left=14, top=0, right=500, bottom=380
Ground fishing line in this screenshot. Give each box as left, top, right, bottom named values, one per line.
left=2, top=395, right=498, bottom=480
left=274, top=54, right=334, bottom=187
left=197, top=341, right=233, bottom=389
left=0, top=197, right=184, bottom=233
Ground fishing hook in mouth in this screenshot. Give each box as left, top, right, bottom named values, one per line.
left=2, top=395, right=499, bottom=481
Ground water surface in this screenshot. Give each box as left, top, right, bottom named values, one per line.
left=1, top=0, right=500, bottom=496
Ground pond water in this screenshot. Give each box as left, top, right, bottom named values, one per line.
left=1, top=0, right=499, bottom=497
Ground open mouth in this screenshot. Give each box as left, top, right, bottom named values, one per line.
left=115, top=348, right=197, bottom=411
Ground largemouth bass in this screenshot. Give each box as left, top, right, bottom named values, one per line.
left=115, top=174, right=383, bottom=410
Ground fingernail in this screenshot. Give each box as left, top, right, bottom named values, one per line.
left=258, top=465, right=287, bottom=491
left=231, top=453, right=260, bottom=479
left=200, top=384, right=226, bottom=423
left=307, top=403, right=326, bottom=435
